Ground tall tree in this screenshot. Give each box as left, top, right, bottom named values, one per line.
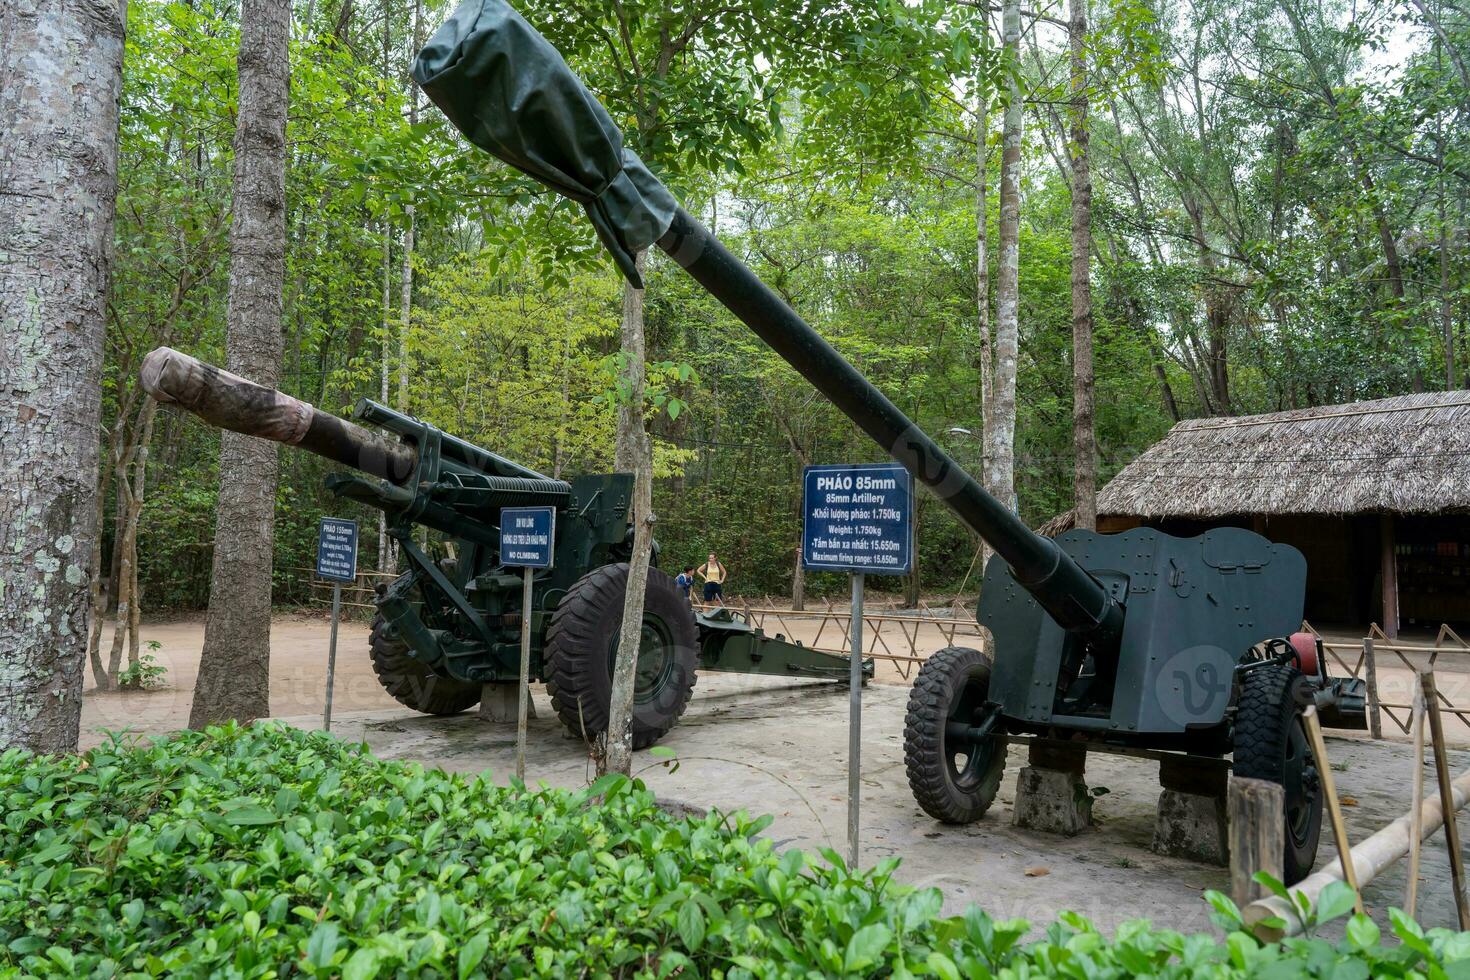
left=974, top=27, right=997, bottom=570
left=397, top=0, right=421, bottom=414
left=190, top=0, right=291, bottom=728
left=986, top=0, right=1022, bottom=520
left=0, top=0, right=127, bottom=752
left=605, top=250, right=653, bottom=776
left=1069, top=0, right=1096, bottom=529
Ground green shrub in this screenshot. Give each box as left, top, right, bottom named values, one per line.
left=1, top=724, right=1467, bottom=978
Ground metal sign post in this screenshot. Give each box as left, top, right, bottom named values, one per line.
left=499, top=505, right=556, bottom=782
left=316, top=517, right=359, bottom=732
left=847, top=571, right=864, bottom=866
left=801, top=462, right=913, bottom=868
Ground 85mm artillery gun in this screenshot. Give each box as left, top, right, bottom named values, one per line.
left=406, top=0, right=1366, bottom=881
left=141, top=347, right=868, bottom=748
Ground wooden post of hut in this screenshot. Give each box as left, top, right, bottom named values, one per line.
left=1380, top=512, right=1399, bottom=640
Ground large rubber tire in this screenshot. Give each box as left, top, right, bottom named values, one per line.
left=904, top=646, right=1008, bottom=823
left=1233, top=663, right=1322, bottom=885
left=368, top=614, right=483, bottom=715
left=544, top=563, right=699, bottom=750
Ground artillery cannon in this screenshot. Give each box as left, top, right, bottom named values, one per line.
left=141, top=347, right=869, bottom=748
left=405, top=0, right=1367, bottom=881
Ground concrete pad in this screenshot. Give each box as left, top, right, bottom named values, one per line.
left=479, top=684, right=535, bottom=723
left=1153, top=789, right=1228, bottom=865
left=285, top=671, right=1470, bottom=937
left=1151, top=754, right=1229, bottom=865
left=1014, top=767, right=1093, bottom=836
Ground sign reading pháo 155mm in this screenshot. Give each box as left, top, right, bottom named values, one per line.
left=801, top=462, right=913, bottom=574
left=316, top=517, right=359, bottom=582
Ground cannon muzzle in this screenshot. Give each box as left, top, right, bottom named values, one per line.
left=141, top=347, right=418, bottom=484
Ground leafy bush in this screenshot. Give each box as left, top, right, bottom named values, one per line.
left=116, top=643, right=168, bottom=691
left=2, top=724, right=1467, bottom=978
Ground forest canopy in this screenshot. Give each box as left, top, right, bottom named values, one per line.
left=101, top=0, right=1468, bottom=612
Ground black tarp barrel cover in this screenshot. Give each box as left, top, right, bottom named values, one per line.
left=412, top=0, right=676, bottom=288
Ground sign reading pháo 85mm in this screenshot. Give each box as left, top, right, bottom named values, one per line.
left=801, top=462, right=913, bottom=575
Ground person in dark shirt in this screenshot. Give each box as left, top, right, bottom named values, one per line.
left=674, top=565, right=695, bottom=601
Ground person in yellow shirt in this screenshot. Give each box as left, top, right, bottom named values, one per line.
left=697, top=552, right=727, bottom=604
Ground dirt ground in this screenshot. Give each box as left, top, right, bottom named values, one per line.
left=80, top=613, right=390, bottom=747
left=84, top=610, right=1470, bottom=938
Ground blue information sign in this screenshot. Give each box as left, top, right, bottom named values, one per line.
left=802, top=463, right=914, bottom=574
left=500, top=506, right=556, bottom=569
left=316, top=517, right=359, bottom=582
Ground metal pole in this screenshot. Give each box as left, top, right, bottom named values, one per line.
left=848, top=572, right=864, bottom=868
left=324, top=582, right=341, bottom=732
left=516, top=566, right=533, bottom=783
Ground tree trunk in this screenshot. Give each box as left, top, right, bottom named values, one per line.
left=791, top=545, right=806, bottom=611
left=1440, top=131, right=1454, bottom=390
left=987, top=0, right=1022, bottom=523
left=107, top=399, right=159, bottom=686
left=905, top=500, right=922, bottom=608
left=974, top=52, right=996, bottom=573
left=1069, top=0, right=1096, bottom=531
left=379, top=221, right=393, bottom=571
left=604, top=251, right=652, bottom=777
left=395, top=0, right=421, bottom=415
left=0, top=0, right=126, bottom=753
left=189, top=0, right=290, bottom=729
left=125, top=406, right=159, bottom=676
left=377, top=2, right=395, bottom=573
left=397, top=211, right=415, bottom=411
left=88, top=468, right=113, bottom=691
left=107, top=396, right=158, bottom=681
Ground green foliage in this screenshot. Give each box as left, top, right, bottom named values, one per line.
left=2, top=725, right=1468, bottom=978
left=116, top=643, right=168, bottom=692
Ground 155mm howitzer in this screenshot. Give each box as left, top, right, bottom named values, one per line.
left=141, top=347, right=869, bottom=748
left=408, top=0, right=1367, bottom=881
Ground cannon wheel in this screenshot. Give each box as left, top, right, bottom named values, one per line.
left=545, top=563, right=699, bottom=750
left=369, top=614, right=483, bottom=715
left=904, top=646, right=1008, bottom=823
left=1233, top=662, right=1322, bottom=884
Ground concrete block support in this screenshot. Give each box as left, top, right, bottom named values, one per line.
left=1013, top=741, right=1093, bottom=836
left=1151, top=755, right=1229, bottom=865
left=480, top=683, right=534, bottom=723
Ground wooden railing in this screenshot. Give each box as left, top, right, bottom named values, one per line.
left=293, top=567, right=396, bottom=613
left=1305, top=621, right=1470, bottom=737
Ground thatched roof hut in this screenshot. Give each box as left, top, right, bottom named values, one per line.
left=1051, top=392, right=1470, bottom=634
left=1097, top=392, right=1470, bottom=519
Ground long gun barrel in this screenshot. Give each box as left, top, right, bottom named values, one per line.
left=657, top=211, right=1121, bottom=644
left=412, top=0, right=1124, bottom=653
left=140, top=346, right=572, bottom=546
left=141, top=347, right=417, bottom=483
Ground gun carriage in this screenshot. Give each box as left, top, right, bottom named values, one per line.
left=141, top=347, right=868, bottom=749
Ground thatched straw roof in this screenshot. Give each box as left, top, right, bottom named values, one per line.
left=1035, top=510, right=1076, bottom=537
left=1097, top=392, right=1470, bottom=518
